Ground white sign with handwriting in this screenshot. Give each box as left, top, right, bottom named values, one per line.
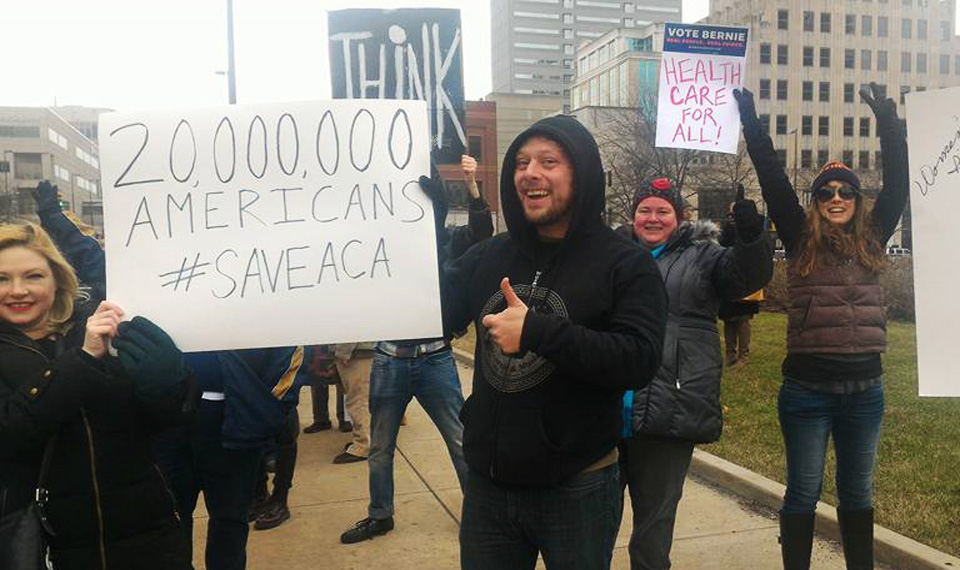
left=99, top=99, right=440, bottom=352
left=905, top=86, right=960, bottom=397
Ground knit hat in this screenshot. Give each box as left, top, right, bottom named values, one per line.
left=632, top=177, right=683, bottom=216
left=810, top=161, right=861, bottom=194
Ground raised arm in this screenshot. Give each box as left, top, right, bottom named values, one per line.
left=712, top=195, right=774, bottom=300
left=734, top=89, right=807, bottom=253
left=860, top=83, right=910, bottom=244
left=33, top=181, right=106, bottom=293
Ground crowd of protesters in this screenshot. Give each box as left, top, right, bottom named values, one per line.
left=0, top=81, right=907, bottom=570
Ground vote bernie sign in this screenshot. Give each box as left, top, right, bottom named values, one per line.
left=328, top=8, right=466, bottom=165
left=655, top=23, right=749, bottom=155
left=98, top=100, right=441, bottom=352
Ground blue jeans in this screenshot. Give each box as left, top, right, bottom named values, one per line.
left=460, top=463, right=622, bottom=570
left=778, top=379, right=885, bottom=515
left=367, top=348, right=468, bottom=519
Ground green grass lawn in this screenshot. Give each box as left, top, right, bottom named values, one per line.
left=456, top=314, right=960, bottom=556
left=705, top=312, right=960, bottom=557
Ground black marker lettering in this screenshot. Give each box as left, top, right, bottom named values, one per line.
left=316, top=110, right=340, bottom=175
left=271, top=187, right=306, bottom=225
left=110, top=122, right=164, bottom=188
left=259, top=249, right=285, bottom=292
left=204, top=191, right=229, bottom=230
left=349, top=108, right=375, bottom=172
left=277, top=113, right=300, bottom=176
left=169, top=119, right=198, bottom=183
left=238, top=189, right=266, bottom=228
left=247, top=115, right=268, bottom=179
left=372, top=183, right=394, bottom=220
left=214, top=117, right=237, bottom=183
left=125, top=196, right=159, bottom=246
left=241, top=248, right=264, bottom=297
left=388, top=108, right=413, bottom=170
left=370, top=237, right=392, bottom=278
left=311, top=186, right=338, bottom=223
left=341, top=239, right=366, bottom=279
left=212, top=249, right=239, bottom=299
left=400, top=180, right=425, bottom=222
left=286, top=246, right=313, bottom=290
left=317, top=242, right=340, bottom=283
left=166, top=193, right=195, bottom=238
left=344, top=184, right=367, bottom=221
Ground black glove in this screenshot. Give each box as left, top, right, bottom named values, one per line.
left=114, top=316, right=185, bottom=405
left=859, top=82, right=901, bottom=133
left=732, top=190, right=764, bottom=243
left=32, top=180, right=61, bottom=216
left=418, top=172, right=449, bottom=241
left=733, top=88, right=761, bottom=133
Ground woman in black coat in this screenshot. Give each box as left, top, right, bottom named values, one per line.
left=0, top=222, right=192, bottom=570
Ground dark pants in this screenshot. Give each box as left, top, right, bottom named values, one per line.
left=258, top=408, right=300, bottom=505
left=722, top=318, right=752, bottom=360
left=619, top=435, right=695, bottom=570
left=153, top=400, right=263, bottom=570
left=460, top=463, right=621, bottom=570
left=309, top=382, right=345, bottom=425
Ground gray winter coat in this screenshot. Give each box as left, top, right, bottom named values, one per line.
left=630, top=220, right=773, bottom=443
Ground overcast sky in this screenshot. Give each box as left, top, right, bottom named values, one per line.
left=3, top=0, right=714, bottom=112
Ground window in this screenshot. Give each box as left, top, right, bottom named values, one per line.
left=845, top=49, right=856, bottom=69
left=878, top=16, right=888, bottom=37
left=860, top=117, right=871, bottom=137
left=779, top=9, right=789, bottom=30
left=802, top=115, right=813, bottom=135
left=563, top=29, right=573, bottom=38
left=778, top=44, right=789, bottom=65
left=804, top=11, right=815, bottom=31
left=624, top=17, right=635, bottom=27
left=760, top=114, right=771, bottom=134
left=564, top=44, right=574, bottom=54
left=801, top=149, right=812, bottom=168
left=776, top=115, right=788, bottom=135
left=563, top=13, right=573, bottom=23
left=468, top=136, right=483, bottom=160
left=900, top=85, right=911, bottom=104
left=821, top=12, right=831, bottom=33
left=759, top=79, right=771, bottom=99
left=844, top=83, right=855, bottom=103
left=818, top=150, right=830, bottom=167
left=843, top=150, right=854, bottom=166
left=819, top=81, right=830, bottom=102
left=844, top=117, right=855, bottom=136
left=877, top=50, right=888, bottom=71
left=902, top=18, right=911, bottom=39
left=917, top=19, right=927, bottom=40
left=861, top=49, right=871, bottom=70
left=819, top=116, right=830, bottom=136
left=917, top=53, right=927, bottom=73
left=777, top=149, right=788, bottom=166
left=803, top=46, right=814, bottom=66
left=856, top=151, right=869, bottom=170
left=902, top=51, right=912, bottom=72
left=956, top=55, right=960, bottom=75
left=862, top=15, right=872, bottom=36
left=875, top=151, right=883, bottom=169
left=564, top=0, right=573, bottom=6
left=941, top=55, right=951, bottom=74
left=777, top=79, right=789, bottom=100
left=760, top=43, right=771, bottom=64
left=803, top=81, right=814, bottom=101
left=845, top=14, right=856, bottom=34
left=623, top=2, right=633, bottom=11
left=820, top=47, right=831, bottom=67
left=942, top=21, right=953, bottom=41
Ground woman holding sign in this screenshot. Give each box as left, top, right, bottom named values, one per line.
left=735, top=83, right=909, bottom=570
left=0, top=222, right=191, bottom=569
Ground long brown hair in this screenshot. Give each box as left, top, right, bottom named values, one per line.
left=795, top=197, right=886, bottom=277
left=0, top=222, right=79, bottom=329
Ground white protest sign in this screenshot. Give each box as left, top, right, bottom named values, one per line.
left=655, top=23, right=748, bottom=155
left=905, top=86, right=960, bottom=397
left=99, top=99, right=440, bottom=352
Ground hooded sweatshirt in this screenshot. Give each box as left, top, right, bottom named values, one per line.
left=443, top=115, right=668, bottom=487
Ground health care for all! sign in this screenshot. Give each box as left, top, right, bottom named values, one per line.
left=655, top=23, right=748, bottom=155
left=328, top=8, right=466, bottom=165
left=98, top=99, right=440, bottom=352
left=905, top=86, right=960, bottom=397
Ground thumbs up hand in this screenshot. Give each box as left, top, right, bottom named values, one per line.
left=481, top=277, right=528, bottom=355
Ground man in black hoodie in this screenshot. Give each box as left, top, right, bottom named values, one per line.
left=443, top=115, right=668, bottom=570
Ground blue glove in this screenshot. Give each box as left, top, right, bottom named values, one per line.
left=32, top=180, right=61, bottom=216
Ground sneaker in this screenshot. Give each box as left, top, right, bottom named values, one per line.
left=254, top=502, right=291, bottom=531
left=340, top=517, right=394, bottom=544
left=339, top=421, right=353, bottom=433
left=303, top=420, right=333, bottom=434
left=333, top=451, right=367, bottom=464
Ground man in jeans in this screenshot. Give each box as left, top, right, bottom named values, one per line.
left=442, top=116, right=667, bottom=570
left=340, top=155, right=493, bottom=543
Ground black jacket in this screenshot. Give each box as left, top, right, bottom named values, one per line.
left=444, top=115, right=668, bottom=486
left=629, top=220, right=773, bottom=443
left=0, top=302, right=190, bottom=570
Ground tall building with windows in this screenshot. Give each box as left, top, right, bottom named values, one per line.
left=491, top=0, right=683, bottom=107
left=570, top=25, right=664, bottom=110
left=708, top=0, right=960, bottom=245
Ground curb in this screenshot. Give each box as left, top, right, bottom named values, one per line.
left=690, top=450, right=960, bottom=570
left=453, top=348, right=959, bottom=569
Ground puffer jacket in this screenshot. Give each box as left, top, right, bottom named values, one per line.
left=630, top=220, right=772, bottom=443
left=0, top=302, right=191, bottom=570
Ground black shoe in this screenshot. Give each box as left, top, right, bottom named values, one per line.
left=248, top=493, right=271, bottom=522
left=254, top=502, right=291, bottom=531
left=333, top=451, right=367, bottom=464
left=303, top=420, right=333, bottom=434
left=339, top=421, right=353, bottom=433
left=340, top=517, right=394, bottom=544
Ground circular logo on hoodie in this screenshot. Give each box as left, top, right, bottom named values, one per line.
left=478, top=283, right=567, bottom=393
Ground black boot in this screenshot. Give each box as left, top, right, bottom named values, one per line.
left=838, top=509, right=874, bottom=570
left=779, top=511, right=815, bottom=570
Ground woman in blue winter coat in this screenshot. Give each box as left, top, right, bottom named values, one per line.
left=621, top=178, right=773, bottom=570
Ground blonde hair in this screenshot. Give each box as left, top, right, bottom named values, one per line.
left=795, top=198, right=886, bottom=277
left=0, top=222, right=79, bottom=328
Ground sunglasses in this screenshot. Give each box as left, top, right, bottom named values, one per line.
left=815, top=185, right=859, bottom=202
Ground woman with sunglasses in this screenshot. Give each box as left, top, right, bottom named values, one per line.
left=734, top=83, right=909, bottom=570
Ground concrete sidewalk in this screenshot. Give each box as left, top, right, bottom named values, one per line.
left=192, top=362, right=855, bottom=570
